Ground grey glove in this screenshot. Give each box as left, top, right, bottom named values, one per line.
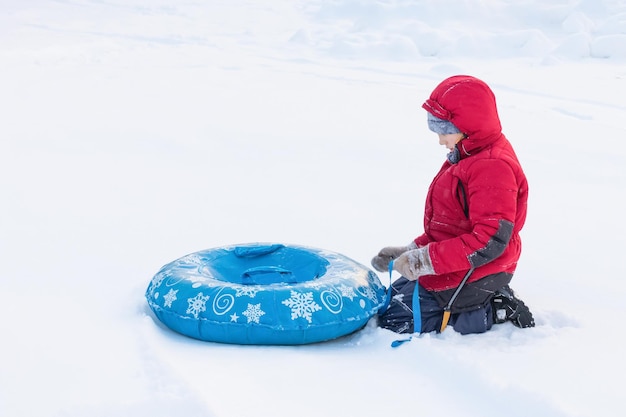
left=371, top=242, right=418, bottom=272
left=393, top=246, right=435, bottom=281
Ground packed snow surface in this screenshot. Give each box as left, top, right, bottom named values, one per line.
left=2, top=1, right=625, bottom=417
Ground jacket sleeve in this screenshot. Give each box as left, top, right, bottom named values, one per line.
left=428, top=158, right=518, bottom=275
left=413, top=234, right=432, bottom=247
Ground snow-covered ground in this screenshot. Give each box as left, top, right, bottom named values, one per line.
left=2, top=1, right=626, bottom=416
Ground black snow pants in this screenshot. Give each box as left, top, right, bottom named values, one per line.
left=378, top=273, right=511, bottom=335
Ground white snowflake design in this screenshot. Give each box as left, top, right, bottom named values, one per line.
left=180, top=253, right=205, bottom=266
left=242, top=303, right=265, bottom=324
left=282, top=291, right=322, bottom=323
left=186, top=274, right=212, bottom=288
left=360, top=286, right=378, bottom=302
left=367, top=271, right=385, bottom=290
left=163, top=289, right=178, bottom=307
left=186, top=292, right=210, bottom=319
left=304, top=281, right=328, bottom=290
left=337, top=284, right=357, bottom=300
left=235, top=286, right=259, bottom=298
left=149, top=272, right=166, bottom=292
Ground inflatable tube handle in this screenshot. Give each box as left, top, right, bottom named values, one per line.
left=241, top=266, right=296, bottom=283
left=234, top=244, right=285, bottom=258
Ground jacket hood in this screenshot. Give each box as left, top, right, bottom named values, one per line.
left=422, top=75, right=503, bottom=153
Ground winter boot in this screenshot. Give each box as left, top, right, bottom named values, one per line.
left=491, top=285, right=535, bottom=328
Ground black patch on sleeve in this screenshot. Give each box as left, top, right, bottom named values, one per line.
left=468, top=219, right=514, bottom=268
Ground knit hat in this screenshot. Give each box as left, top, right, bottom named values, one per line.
left=427, top=112, right=461, bottom=135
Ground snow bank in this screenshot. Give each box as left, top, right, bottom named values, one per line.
left=290, top=0, right=626, bottom=61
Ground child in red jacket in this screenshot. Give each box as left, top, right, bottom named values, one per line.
left=372, top=75, right=534, bottom=335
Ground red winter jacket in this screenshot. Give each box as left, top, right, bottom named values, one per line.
left=416, top=75, right=528, bottom=293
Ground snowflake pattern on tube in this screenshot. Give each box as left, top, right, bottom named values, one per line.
left=242, top=303, right=266, bottom=323
left=282, top=291, right=322, bottom=323
left=186, top=293, right=209, bottom=319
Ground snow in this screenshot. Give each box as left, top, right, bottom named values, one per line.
left=1, top=1, right=625, bottom=416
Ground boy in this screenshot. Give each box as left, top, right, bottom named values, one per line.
left=372, top=75, right=534, bottom=335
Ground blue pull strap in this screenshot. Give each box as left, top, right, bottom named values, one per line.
left=391, top=336, right=413, bottom=348
left=378, top=260, right=395, bottom=315
left=390, top=263, right=422, bottom=349
left=412, top=279, right=422, bottom=335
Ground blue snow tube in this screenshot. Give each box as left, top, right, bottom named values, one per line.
left=145, top=243, right=387, bottom=345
